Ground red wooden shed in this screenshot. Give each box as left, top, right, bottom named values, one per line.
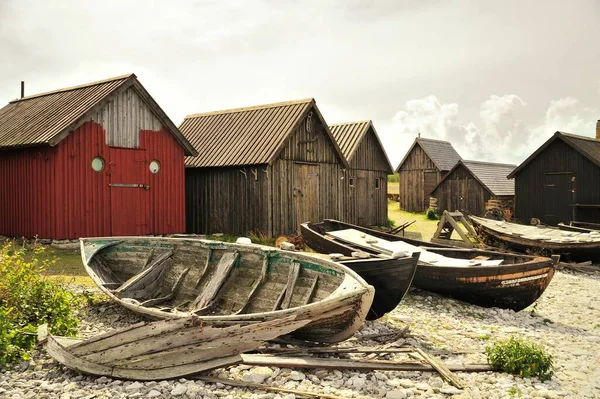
left=0, top=74, right=197, bottom=239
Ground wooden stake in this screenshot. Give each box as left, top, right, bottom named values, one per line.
left=415, top=348, right=465, bottom=389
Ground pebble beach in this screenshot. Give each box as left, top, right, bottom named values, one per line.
left=2, top=269, right=599, bottom=399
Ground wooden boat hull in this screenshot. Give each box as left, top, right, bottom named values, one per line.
left=302, top=220, right=557, bottom=311
left=301, top=223, right=419, bottom=319
left=40, top=316, right=309, bottom=380
left=471, top=216, right=600, bottom=262
left=81, top=237, right=374, bottom=343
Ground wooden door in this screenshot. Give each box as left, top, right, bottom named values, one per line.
left=423, top=171, right=438, bottom=210
left=356, top=170, right=372, bottom=226
left=543, top=173, right=574, bottom=225
left=294, top=163, right=320, bottom=233
left=108, top=148, right=150, bottom=236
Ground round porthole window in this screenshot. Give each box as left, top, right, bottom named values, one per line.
left=149, top=160, right=160, bottom=174
left=91, top=157, right=104, bottom=172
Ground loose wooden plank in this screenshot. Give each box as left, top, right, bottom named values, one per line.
left=415, top=347, right=465, bottom=389
left=281, top=261, right=300, bottom=309
left=191, top=251, right=238, bottom=311
left=115, top=249, right=173, bottom=294
left=196, top=376, right=347, bottom=399
left=240, top=354, right=492, bottom=372
left=141, top=268, right=190, bottom=307
left=301, top=276, right=319, bottom=305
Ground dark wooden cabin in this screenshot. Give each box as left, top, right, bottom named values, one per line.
left=329, top=121, right=394, bottom=226
left=507, top=127, right=600, bottom=226
left=395, top=137, right=462, bottom=212
left=181, top=99, right=349, bottom=236
left=0, top=74, right=197, bottom=239
left=431, top=160, right=516, bottom=217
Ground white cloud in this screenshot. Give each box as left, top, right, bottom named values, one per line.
left=382, top=94, right=598, bottom=168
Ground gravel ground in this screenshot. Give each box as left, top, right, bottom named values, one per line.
left=2, top=269, right=599, bottom=399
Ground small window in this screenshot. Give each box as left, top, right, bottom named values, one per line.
left=149, top=160, right=161, bottom=174
left=349, top=177, right=355, bottom=187
left=91, top=157, right=104, bottom=172
left=375, top=178, right=381, bottom=189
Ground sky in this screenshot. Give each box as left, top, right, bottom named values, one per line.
left=1, top=0, right=599, bottom=167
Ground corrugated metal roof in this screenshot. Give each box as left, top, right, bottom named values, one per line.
left=181, top=98, right=347, bottom=168
left=329, top=120, right=371, bottom=160
left=0, top=74, right=197, bottom=156
left=329, top=120, right=394, bottom=172
left=508, top=131, right=600, bottom=178
left=395, top=137, right=462, bottom=172
left=0, top=75, right=131, bottom=148
left=462, top=160, right=516, bottom=196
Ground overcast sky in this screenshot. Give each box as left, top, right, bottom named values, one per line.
left=1, top=0, right=599, bottom=167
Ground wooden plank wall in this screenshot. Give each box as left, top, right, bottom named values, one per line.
left=514, top=139, right=600, bottom=224
left=344, top=128, right=389, bottom=226
left=431, top=164, right=490, bottom=216
left=274, top=108, right=343, bottom=234
left=398, top=145, right=440, bottom=212
left=185, top=165, right=272, bottom=235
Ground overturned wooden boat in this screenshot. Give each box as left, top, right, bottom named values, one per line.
left=301, top=223, right=420, bottom=320
left=471, top=216, right=600, bottom=262
left=39, top=316, right=308, bottom=380
left=302, top=220, right=558, bottom=311
left=81, top=237, right=374, bottom=343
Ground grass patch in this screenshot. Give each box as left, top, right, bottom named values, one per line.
left=387, top=201, right=439, bottom=241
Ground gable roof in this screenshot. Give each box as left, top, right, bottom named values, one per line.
left=180, top=98, right=348, bottom=168
left=507, top=131, right=600, bottom=178
left=0, top=74, right=197, bottom=155
left=329, top=120, right=394, bottom=173
left=395, top=137, right=462, bottom=172
left=433, top=159, right=516, bottom=196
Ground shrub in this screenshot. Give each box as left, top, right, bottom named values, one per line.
left=0, top=240, right=80, bottom=366
left=385, top=218, right=396, bottom=228
left=426, top=208, right=439, bottom=220
left=485, top=337, right=554, bottom=380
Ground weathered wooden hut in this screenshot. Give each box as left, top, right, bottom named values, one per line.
left=181, top=99, right=349, bottom=236
left=329, top=120, right=394, bottom=226
left=0, top=74, right=197, bottom=239
left=507, top=127, right=600, bottom=225
left=431, top=160, right=516, bottom=217
left=395, top=137, right=462, bottom=212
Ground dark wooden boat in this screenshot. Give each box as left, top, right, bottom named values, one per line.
left=471, top=216, right=600, bottom=262
left=301, top=231, right=420, bottom=320
left=81, top=237, right=374, bottom=343
left=302, top=220, right=559, bottom=311
left=39, top=316, right=308, bottom=380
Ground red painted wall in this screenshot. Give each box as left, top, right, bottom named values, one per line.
left=0, top=121, right=186, bottom=239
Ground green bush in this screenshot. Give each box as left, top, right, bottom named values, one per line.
left=486, top=337, right=554, bottom=380
left=0, top=241, right=80, bottom=366
left=426, top=208, right=439, bottom=220
left=385, top=218, right=396, bottom=228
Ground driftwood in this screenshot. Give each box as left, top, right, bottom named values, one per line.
left=240, top=354, right=492, bottom=372
left=196, top=376, right=348, bottom=399
left=558, top=261, right=598, bottom=274
left=40, top=316, right=310, bottom=380
left=415, top=347, right=465, bottom=389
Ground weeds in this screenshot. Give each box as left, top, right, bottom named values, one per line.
left=426, top=208, right=439, bottom=220
left=486, top=337, right=554, bottom=380
left=0, top=240, right=81, bottom=366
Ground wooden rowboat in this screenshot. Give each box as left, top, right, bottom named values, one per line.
left=471, top=216, right=600, bottom=262
left=38, top=316, right=308, bottom=380
left=302, top=220, right=558, bottom=311
left=301, top=223, right=419, bottom=320
left=81, top=237, right=374, bottom=343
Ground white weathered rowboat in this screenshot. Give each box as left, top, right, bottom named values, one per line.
left=81, top=237, right=374, bottom=343
left=39, top=316, right=309, bottom=380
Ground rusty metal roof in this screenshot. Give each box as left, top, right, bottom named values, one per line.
left=508, top=131, right=600, bottom=178
left=0, top=74, right=196, bottom=155
left=396, top=137, right=462, bottom=172
left=329, top=120, right=393, bottom=172
left=181, top=98, right=348, bottom=168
